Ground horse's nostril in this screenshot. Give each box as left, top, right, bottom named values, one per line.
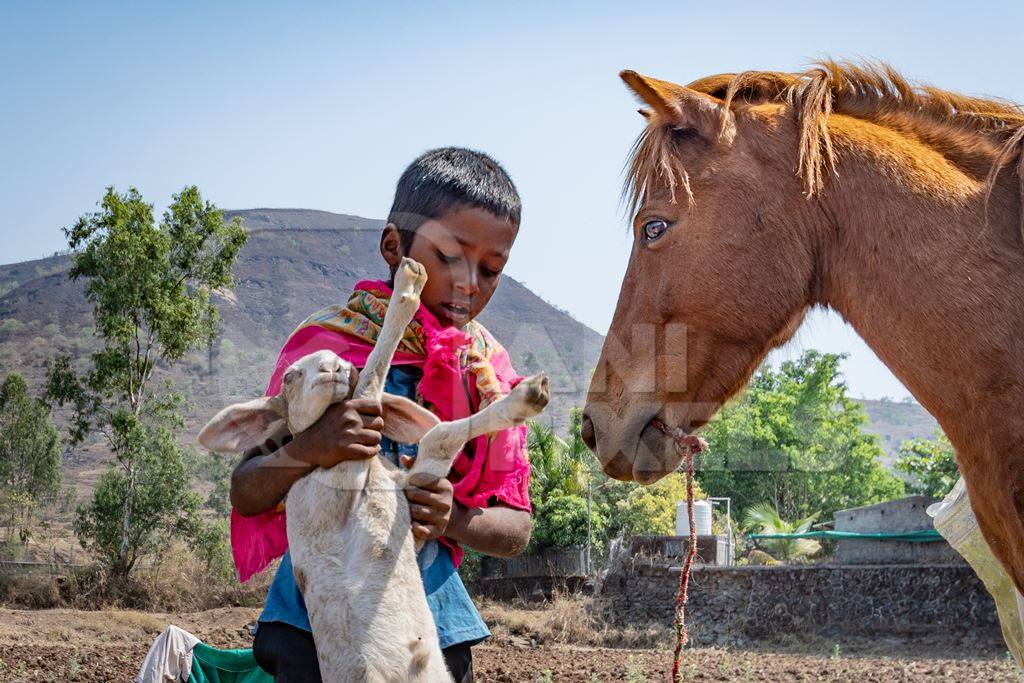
left=581, top=413, right=597, bottom=451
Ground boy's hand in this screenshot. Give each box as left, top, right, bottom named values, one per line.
left=403, top=458, right=455, bottom=541
left=289, top=398, right=384, bottom=469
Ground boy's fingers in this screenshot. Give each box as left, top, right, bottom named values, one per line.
left=404, top=486, right=438, bottom=506
left=362, top=414, right=385, bottom=432
left=411, top=523, right=433, bottom=540
left=400, top=455, right=415, bottom=469
left=347, top=397, right=383, bottom=417
left=345, top=444, right=379, bottom=460
left=352, top=428, right=382, bottom=447
left=409, top=503, right=437, bottom=521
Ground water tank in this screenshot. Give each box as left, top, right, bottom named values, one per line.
left=676, top=500, right=713, bottom=536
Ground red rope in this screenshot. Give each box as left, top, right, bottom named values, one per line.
left=650, top=419, right=707, bottom=683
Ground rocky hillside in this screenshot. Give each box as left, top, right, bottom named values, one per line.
left=0, top=209, right=943, bottom=498
left=0, top=209, right=603, bottom=493
left=857, top=398, right=941, bottom=465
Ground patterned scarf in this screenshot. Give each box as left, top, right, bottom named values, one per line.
left=297, top=283, right=506, bottom=408
left=230, top=280, right=531, bottom=582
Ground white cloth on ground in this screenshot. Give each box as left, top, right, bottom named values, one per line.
left=135, top=624, right=201, bottom=683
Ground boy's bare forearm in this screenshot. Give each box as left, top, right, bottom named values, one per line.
left=230, top=442, right=315, bottom=516
left=445, top=503, right=531, bottom=558
left=228, top=399, right=385, bottom=516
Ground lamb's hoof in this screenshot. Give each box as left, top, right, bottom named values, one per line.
left=517, top=373, right=550, bottom=415
left=395, top=257, right=428, bottom=301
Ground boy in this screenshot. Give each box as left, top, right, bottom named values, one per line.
left=230, top=147, right=532, bottom=683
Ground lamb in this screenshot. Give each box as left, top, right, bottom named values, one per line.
left=198, top=257, right=549, bottom=681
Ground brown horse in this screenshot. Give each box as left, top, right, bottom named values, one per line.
left=581, top=62, right=1024, bottom=595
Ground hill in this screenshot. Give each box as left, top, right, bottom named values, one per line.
left=856, top=397, right=941, bottom=466
left=0, top=209, right=944, bottom=499
left=0, top=209, right=604, bottom=495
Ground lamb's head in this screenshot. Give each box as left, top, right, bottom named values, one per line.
left=197, top=350, right=356, bottom=453
left=281, top=350, right=357, bottom=433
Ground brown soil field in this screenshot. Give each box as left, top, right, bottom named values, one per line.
left=0, top=606, right=1019, bottom=682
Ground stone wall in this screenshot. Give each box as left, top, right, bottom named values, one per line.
left=600, top=562, right=1003, bottom=647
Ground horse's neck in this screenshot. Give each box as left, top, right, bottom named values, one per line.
left=816, top=168, right=1024, bottom=453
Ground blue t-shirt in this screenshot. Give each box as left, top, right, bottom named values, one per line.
left=258, top=365, right=490, bottom=650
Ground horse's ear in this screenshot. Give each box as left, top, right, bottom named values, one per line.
left=620, top=70, right=735, bottom=143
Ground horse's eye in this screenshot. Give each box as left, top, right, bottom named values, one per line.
left=642, top=218, right=670, bottom=242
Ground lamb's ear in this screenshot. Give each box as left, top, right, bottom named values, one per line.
left=380, top=393, right=440, bottom=445
left=620, top=70, right=735, bottom=143
left=197, top=396, right=288, bottom=453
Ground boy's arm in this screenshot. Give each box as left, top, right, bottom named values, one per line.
left=403, top=472, right=531, bottom=557
left=446, top=502, right=532, bottom=558
left=230, top=398, right=385, bottom=516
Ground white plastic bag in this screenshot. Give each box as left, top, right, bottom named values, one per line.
left=928, top=478, right=1024, bottom=669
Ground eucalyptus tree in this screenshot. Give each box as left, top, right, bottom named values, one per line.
left=47, top=186, right=246, bottom=576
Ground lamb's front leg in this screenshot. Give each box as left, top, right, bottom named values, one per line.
left=412, top=373, right=549, bottom=483
left=354, top=257, right=428, bottom=400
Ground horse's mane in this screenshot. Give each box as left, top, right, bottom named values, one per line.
left=626, top=61, right=1024, bottom=231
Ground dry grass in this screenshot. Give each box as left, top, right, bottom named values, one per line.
left=0, top=556, right=271, bottom=612
left=478, top=592, right=671, bottom=650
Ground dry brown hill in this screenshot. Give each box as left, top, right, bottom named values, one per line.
left=0, top=209, right=603, bottom=494
left=0, top=209, right=942, bottom=498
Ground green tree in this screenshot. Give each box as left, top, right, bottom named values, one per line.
left=0, top=373, right=62, bottom=542
left=46, top=186, right=246, bottom=577
left=527, top=413, right=600, bottom=551
left=528, top=417, right=588, bottom=501
left=74, top=408, right=202, bottom=572
left=742, top=502, right=821, bottom=562
left=698, top=350, right=904, bottom=522
left=190, top=449, right=233, bottom=516
left=894, top=431, right=959, bottom=498
left=598, top=473, right=706, bottom=539
left=527, top=411, right=708, bottom=553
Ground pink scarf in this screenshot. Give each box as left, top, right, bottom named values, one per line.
left=230, top=280, right=531, bottom=582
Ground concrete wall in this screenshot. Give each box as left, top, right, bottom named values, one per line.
left=834, top=496, right=963, bottom=564
left=480, top=547, right=587, bottom=580
left=600, top=561, right=1002, bottom=647
left=617, top=535, right=728, bottom=566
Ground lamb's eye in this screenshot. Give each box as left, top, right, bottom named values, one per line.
left=642, top=218, right=670, bottom=242
left=284, top=369, right=303, bottom=384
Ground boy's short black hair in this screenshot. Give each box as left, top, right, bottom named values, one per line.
left=387, top=147, right=521, bottom=252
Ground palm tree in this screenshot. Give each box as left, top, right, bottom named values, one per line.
left=527, top=416, right=588, bottom=501
left=742, top=502, right=822, bottom=562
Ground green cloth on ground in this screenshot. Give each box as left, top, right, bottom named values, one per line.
left=186, top=643, right=273, bottom=683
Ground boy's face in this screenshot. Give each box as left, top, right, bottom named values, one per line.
left=380, top=206, right=518, bottom=329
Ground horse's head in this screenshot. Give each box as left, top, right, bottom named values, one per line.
left=582, top=70, right=820, bottom=483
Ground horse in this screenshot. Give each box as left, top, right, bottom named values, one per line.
left=581, top=61, right=1024, bottom=620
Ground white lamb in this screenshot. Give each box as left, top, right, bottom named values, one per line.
left=198, top=258, right=549, bottom=681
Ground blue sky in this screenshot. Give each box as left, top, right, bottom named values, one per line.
left=2, top=1, right=1022, bottom=399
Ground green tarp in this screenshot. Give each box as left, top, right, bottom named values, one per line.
left=187, top=643, right=273, bottom=683
left=747, top=529, right=944, bottom=542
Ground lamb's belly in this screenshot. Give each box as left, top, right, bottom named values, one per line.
left=301, top=538, right=445, bottom=681
left=287, top=462, right=449, bottom=682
